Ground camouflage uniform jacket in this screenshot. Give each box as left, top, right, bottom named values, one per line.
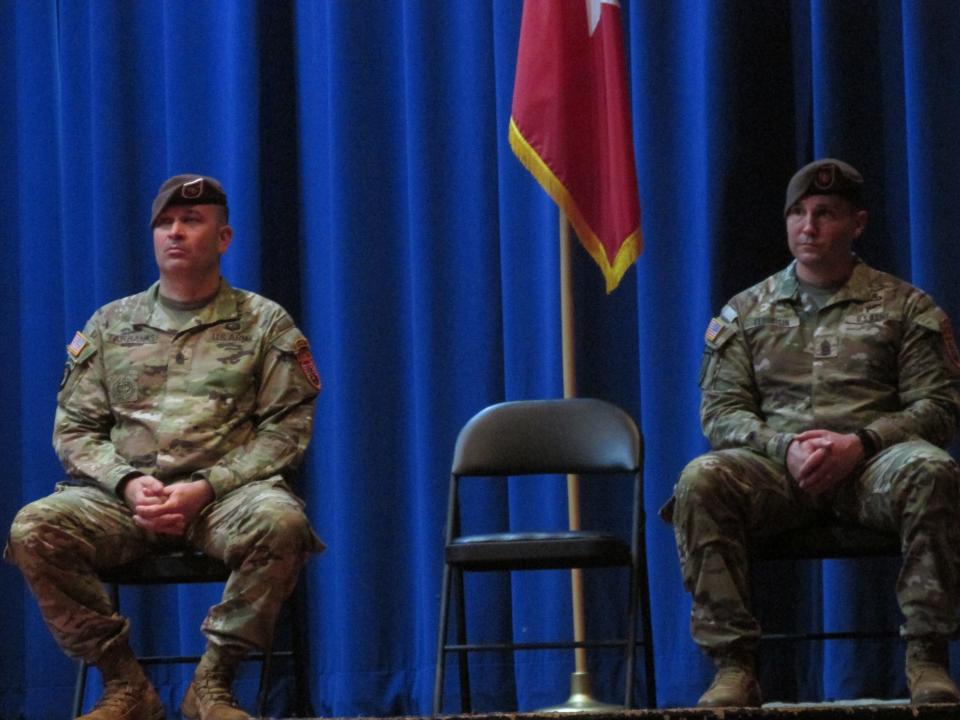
left=700, top=257, right=960, bottom=462
left=53, top=279, right=320, bottom=499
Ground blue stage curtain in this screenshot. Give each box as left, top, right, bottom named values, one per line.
left=2, top=1, right=960, bottom=717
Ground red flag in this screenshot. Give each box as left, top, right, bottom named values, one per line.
left=509, top=0, right=642, bottom=293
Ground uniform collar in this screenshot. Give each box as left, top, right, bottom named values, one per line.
left=773, top=256, right=873, bottom=305
left=128, top=278, right=239, bottom=329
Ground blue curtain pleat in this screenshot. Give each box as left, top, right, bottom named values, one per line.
left=4, top=1, right=960, bottom=717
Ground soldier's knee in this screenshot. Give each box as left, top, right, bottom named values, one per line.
left=676, top=454, right=731, bottom=510
left=889, top=443, right=960, bottom=507
left=256, top=507, right=314, bottom=553
left=6, top=505, right=59, bottom=565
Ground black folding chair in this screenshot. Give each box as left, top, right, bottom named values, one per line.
left=432, top=398, right=656, bottom=714
left=73, top=548, right=314, bottom=718
left=751, top=520, right=902, bottom=643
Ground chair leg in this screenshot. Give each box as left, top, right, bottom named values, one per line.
left=289, top=583, right=314, bottom=717
left=255, top=640, right=275, bottom=718
left=453, top=568, right=471, bottom=714
left=72, top=659, right=89, bottom=717
left=256, top=581, right=314, bottom=718
left=636, top=542, right=657, bottom=707
left=432, top=562, right=453, bottom=716
left=624, top=564, right=639, bottom=709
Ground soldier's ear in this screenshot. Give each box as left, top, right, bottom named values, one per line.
left=217, top=225, right=233, bottom=255
left=852, top=210, right=868, bottom=240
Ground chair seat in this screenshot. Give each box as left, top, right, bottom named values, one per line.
left=447, top=531, right=631, bottom=570
left=750, top=523, right=900, bottom=561
left=98, top=549, right=231, bottom=585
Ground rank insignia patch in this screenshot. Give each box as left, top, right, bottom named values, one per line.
left=67, top=331, right=90, bottom=358
left=294, top=338, right=321, bottom=390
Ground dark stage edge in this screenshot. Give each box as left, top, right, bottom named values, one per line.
left=301, top=704, right=960, bottom=720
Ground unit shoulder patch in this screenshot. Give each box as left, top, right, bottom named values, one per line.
left=294, top=338, right=321, bottom=390
left=940, top=316, right=960, bottom=371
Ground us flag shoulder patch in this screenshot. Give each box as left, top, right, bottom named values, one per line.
left=67, top=331, right=90, bottom=358
left=705, top=318, right=724, bottom=343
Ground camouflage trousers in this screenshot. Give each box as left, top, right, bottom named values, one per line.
left=4, top=477, right=325, bottom=664
left=661, top=440, right=960, bottom=657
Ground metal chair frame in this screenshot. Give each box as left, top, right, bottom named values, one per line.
left=72, top=549, right=314, bottom=718
left=432, top=398, right=656, bottom=714
left=751, top=521, right=902, bottom=643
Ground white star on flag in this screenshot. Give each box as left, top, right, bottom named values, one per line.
left=586, top=0, right=619, bottom=35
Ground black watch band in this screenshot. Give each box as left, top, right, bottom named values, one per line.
left=855, top=428, right=878, bottom=458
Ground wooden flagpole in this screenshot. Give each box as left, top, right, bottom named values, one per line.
left=540, top=213, right=620, bottom=712
left=559, top=215, right=587, bottom=672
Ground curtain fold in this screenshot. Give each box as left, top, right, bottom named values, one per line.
left=3, top=1, right=960, bottom=717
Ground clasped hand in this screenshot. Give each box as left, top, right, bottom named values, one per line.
left=786, top=429, right=865, bottom=496
left=122, top=475, right=214, bottom=536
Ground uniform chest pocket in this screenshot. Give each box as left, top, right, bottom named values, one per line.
left=743, top=312, right=809, bottom=384
left=837, top=311, right=901, bottom=367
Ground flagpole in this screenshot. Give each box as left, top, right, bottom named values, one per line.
left=559, top=215, right=586, bottom=674
left=539, top=214, right=621, bottom=713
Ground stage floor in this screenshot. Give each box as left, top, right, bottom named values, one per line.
left=290, top=702, right=959, bottom=720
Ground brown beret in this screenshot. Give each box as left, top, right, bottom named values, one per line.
left=151, top=174, right=228, bottom=227
left=784, top=159, right=863, bottom=216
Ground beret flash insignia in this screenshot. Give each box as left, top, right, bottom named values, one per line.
left=181, top=178, right=205, bottom=199
left=815, top=164, right=835, bottom=190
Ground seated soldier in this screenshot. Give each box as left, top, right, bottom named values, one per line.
left=6, top=174, right=326, bottom=720
left=661, top=159, right=960, bottom=707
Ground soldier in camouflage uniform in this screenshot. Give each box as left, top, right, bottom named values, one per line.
left=4, top=175, right=325, bottom=720
left=660, top=159, right=960, bottom=708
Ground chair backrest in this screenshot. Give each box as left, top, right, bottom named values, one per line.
left=452, top=398, right=641, bottom=477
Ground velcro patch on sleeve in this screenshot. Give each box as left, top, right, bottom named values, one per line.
left=294, top=338, right=321, bottom=390
left=67, top=331, right=90, bottom=358
left=704, top=316, right=737, bottom=351
left=940, top=316, right=960, bottom=370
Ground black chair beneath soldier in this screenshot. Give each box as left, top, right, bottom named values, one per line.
left=659, top=158, right=960, bottom=708
left=4, top=174, right=325, bottom=720
left=433, top=398, right=656, bottom=714
left=71, top=549, right=314, bottom=719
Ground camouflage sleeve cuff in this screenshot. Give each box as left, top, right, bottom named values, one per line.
left=765, top=432, right=796, bottom=463
left=193, top=466, right=240, bottom=499
left=102, top=465, right=145, bottom=495
left=862, top=420, right=895, bottom=453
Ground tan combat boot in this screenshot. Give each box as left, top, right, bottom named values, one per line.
left=79, top=642, right=164, bottom=720
left=181, top=645, right=252, bottom=720
left=697, top=652, right=762, bottom=708
left=907, top=637, right=960, bottom=704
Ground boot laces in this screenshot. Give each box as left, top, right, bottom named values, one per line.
left=195, top=666, right=239, bottom=707
left=87, top=678, right=142, bottom=714
left=714, top=664, right=751, bottom=685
